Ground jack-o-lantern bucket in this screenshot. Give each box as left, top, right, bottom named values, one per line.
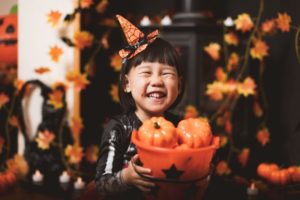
left=0, top=14, right=18, bottom=65
left=131, top=131, right=219, bottom=200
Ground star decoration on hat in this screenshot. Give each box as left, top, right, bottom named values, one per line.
left=116, top=14, right=159, bottom=60
left=162, top=164, right=184, bottom=180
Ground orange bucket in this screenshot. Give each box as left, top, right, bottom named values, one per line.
left=131, top=131, right=219, bottom=200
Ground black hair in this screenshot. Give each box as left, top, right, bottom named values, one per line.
left=118, top=37, right=185, bottom=113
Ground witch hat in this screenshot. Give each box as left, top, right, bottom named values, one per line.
left=116, top=15, right=159, bottom=61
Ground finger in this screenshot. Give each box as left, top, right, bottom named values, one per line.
left=134, top=165, right=152, bottom=174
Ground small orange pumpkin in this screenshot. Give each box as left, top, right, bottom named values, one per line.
left=257, top=163, right=279, bottom=179
left=268, top=169, right=290, bottom=185
left=0, top=14, right=18, bottom=65
left=176, top=117, right=212, bottom=148
left=137, top=117, right=177, bottom=148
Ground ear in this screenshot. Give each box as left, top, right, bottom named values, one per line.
left=124, top=75, right=131, bottom=93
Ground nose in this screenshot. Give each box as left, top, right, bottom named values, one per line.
left=150, top=74, right=164, bottom=87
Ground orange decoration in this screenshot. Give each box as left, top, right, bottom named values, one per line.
left=34, top=67, right=51, bottom=74
left=0, top=14, right=18, bottom=65
left=137, top=117, right=177, bottom=148
left=177, top=118, right=212, bottom=148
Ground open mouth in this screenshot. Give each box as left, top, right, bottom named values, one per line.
left=146, top=91, right=166, bottom=99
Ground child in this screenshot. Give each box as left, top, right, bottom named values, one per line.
left=95, top=15, right=185, bottom=200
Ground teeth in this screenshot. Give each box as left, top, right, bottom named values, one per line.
left=148, top=92, right=165, bottom=98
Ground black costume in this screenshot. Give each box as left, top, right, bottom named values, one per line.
left=95, top=111, right=180, bottom=200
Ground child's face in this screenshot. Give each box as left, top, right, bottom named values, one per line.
left=125, top=61, right=181, bottom=120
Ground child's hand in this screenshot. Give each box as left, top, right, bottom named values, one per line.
left=121, top=154, right=155, bottom=192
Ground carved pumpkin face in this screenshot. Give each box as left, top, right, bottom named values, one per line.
left=0, top=14, right=18, bottom=65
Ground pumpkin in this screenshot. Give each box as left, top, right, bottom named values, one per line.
left=257, top=163, right=279, bottom=179
left=288, top=166, right=300, bottom=183
left=0, top=14, right=18, bottom=65
left=137, top=117, right=177, bottom=148
left=268, top=169, right=290, bottom=185
left=176, top=117, right=212, bottom=148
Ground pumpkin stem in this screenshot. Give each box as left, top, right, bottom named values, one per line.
left=154, top=122, right=160, bottom=129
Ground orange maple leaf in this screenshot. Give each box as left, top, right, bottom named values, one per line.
left=234, top=13, right=254, bottom=33
left=204, top=43, right=221, bottom=61
left=74, top=31, right=94, bottom=49
left=250, top=39, right=269, bottom=60
left=238, top=148, right=250, bottom=167
left=261, top=19, right=276, bottom=34
left=49, top=45, right=63, bottom=62
left=47, top=10, right=62, bottom=27
left=85, top=145, right=99, bottom=164
left=0, top=93, right=10, bottom=108
left=66, top=71, right=90, bottom=91
left=206, top=81, right=224, bottom=101
left=237, top=77, right=256, bottom=97
left=80, top=0, right=94, bottom=9
left=276, top=12, right=291, bottom=32
left=110, top=84, right=119, bottom=103
left=253, top=101, right=263, bottom=117
left=216, top=161, right=231, bottom=176
left=48, top=90, right=63, bottom=109
left=227, top=52, right=239, bottom=72
left=35, top=129, right=55, bottom=150
left=110, top=53, right=122, bottom=72
left=64, top=144, right=84, bottom=164
left=224, top=32, right=239, bottom=46
left=215, top=67, right=227, bottom=82
left=256, top=128, right=270, bottom=146
left=34, top=67, right=51, bottom=74
left=184, top=105, right=199, bottom=119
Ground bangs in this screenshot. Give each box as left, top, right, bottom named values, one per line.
left=128, top=38, right=180, bottom=70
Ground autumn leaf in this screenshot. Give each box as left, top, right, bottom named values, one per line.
left=216, top=161, right=231, bottom=176
left=47, top=10, right=62, bottom=27
left=256, top=128, right=270, bottom=146
left=234, top=13, right=254, bottom=33
left=237, top=77, right=256, bottom=97
left=184, top=105, right=199, bottom=119
left=6, top=154, right=29, bottom=179
left=224, top=32, right=239, bottom=46
left=34, top=67, right=51, bottom=74
left=9, top=116, right=19, bottom=128
left=85, top=145, right=99, bottom=164
left=35, top=130, right=55, bottom=150
left=250, top=39, right=269, bottom=60
left=110, top=53, right=122, bottom=72
left=215, top=67, right=227, bottom=82
left=71, top=116, right=83, bottom=143
left=110, top=84, right=119, bottom=103
left=238, top=148, right=250, bottom=167
left=96, top=0, right=109, bottom=13
left=253, top=101, right=263, bottom=117
left=48, top=45, right=63, bottom=62
left=48, top=90, right=64, bottom=109
left=80, top=0, right=94, bottom=9
left=64, top=144, right=84, bottom=164
left=52, top=81, right=68, bottom=91
left=74, top=31, right=94, bottom=49
left=276, top=12, right=291, bottom=32
left=206, top=81, right=224, bottom=101
left=66, top=71, right=90, bottom=91
left=204, top=43, right=221, bottom=61
left=261, top=19, right=276, bottom=34
left=0, top=93, right=9, bottom=108
left=227, top=53, right=239, bottom=72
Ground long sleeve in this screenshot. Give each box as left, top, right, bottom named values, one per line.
left=95, top=120, right=133, bottom=196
